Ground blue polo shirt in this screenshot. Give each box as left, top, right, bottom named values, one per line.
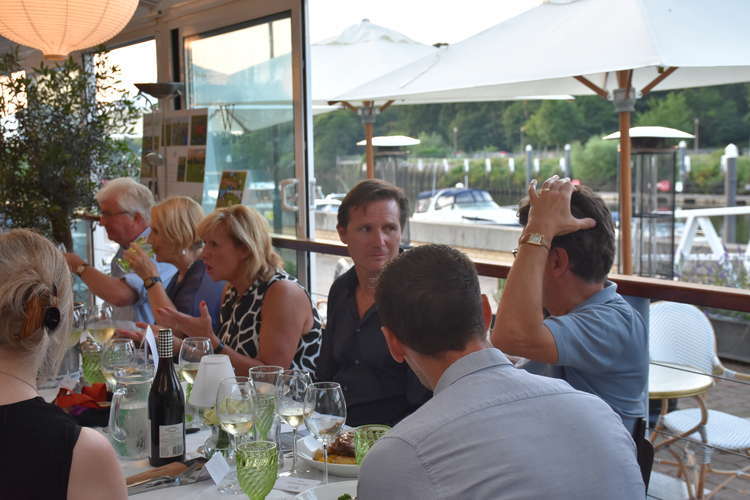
left=531, top=281, right=648, bottom=433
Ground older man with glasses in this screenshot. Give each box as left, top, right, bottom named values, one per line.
left=65, top=178, right=176, bottom=323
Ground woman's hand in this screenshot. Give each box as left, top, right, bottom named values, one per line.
left=156, top=302, right=215, bottom=341
left=123, top=243, right=158, bottom=281
left=114, top=321, right=150, bottom=346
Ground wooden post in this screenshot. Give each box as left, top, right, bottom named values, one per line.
left=365, top=121, right=375, bottom=178
left=616, top=70, right=634, bottom=275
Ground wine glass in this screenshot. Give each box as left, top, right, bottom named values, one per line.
left=100, top=338, right=136, bottom=391
left=88, top=302, right=116, bottom=345
left=248, top=365, right=283, bottom=441
left=236, top=440, right=278, bottom=500
left=216, top=377, right=256, bottom=449
left=216, top=377, right=256, bottom=495
left=275, top=369, right=311, bottom=477
left=303, top=382, right=347, bottom=484
left=178, top=338, right=212, bottom=430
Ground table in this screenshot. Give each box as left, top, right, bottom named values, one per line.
left=648, top=361, right=714, bottom=499
left=119, top=429, right=352, bottom=499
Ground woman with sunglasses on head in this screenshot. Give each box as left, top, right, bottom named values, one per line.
left=0, top=229, right=126, bottom=500
left=156, top=205, right=322, bottom=374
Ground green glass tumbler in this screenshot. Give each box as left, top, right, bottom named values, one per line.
left=253, top=393, right=276, bottom=440
left=236, top=440, right=278, bottom=500
left=354, top=424, right=391, bottom=464
left=80, top=339, right=106, bottom=385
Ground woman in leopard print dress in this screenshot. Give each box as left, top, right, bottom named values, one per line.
left=157, top=205, right=321, bottom=373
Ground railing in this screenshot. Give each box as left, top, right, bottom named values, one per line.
left=272, top=235, right=750, bottom=313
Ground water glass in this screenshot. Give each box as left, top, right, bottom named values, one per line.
left=354, top=424, right=391, bottom=464
left=236, top=441, right=278, bottom=500
left=248, top=366, right=283, bottom=440
left=303, top=382, right=347, bottom=484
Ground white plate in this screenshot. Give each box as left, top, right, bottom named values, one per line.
left=296, top=434, right=359, bottom=478
left=295, top=480, right=358, bottom=500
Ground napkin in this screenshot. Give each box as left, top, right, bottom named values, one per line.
left=55, top=383, right=108, bottom=410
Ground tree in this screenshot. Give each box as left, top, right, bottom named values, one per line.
left=0, top=49, right=140, bottom=250
left=636, top=92, right=693, bottom=132
left=524, top=100, right=584, bottom=148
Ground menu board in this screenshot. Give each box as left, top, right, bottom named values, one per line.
left=140, top=108, right=208, bottom=203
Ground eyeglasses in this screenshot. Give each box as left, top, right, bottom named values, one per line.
left=99, top=210, right=131, bottom=219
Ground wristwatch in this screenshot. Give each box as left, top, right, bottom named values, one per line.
left=143, top=276, right=162, bottom=289
left=518, top=232, right=550, bottom=251
left=74, top=263, right=88, bottom=277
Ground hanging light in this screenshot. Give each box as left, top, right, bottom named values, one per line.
left=0, top=0, right=139, bottom=61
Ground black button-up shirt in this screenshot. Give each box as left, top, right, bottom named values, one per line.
left=315, top=267, right=432, bottom=427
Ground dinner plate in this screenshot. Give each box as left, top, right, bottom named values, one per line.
left=295, top=480, right=358, bottom=499
left=296, top=434, right=359, bottom=478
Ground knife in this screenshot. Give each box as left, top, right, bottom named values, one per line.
left=128, top=458, right=209, bottom=495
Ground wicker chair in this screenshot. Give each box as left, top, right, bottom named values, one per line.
left=649, top=301, right=750, bottom=499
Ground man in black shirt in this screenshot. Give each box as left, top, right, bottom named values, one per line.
left=315, top=179, right=431, bottom=426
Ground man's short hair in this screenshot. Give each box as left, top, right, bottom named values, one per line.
left=518, top=184, right=615, bottom=283
left=376, top=244, right=485, bottom=355
left=96, top=178, right=154, bottom=223
left=337, top=179, right=408, bottom=229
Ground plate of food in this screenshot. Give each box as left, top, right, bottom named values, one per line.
left=297, top=430, right=359, bottom=478
left=294, top=480, right=357, bottom=499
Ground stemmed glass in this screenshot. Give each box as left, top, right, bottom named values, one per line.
left=236, top=441, right=278, bottom=500
left=88, top=302, right=115, bottom=345
left=275, top=369, right=311, bottom=476
left=303, top=382, right=347, bottom=484
left=178, top=338, right=212, bottom=430
left=216, top=376, right=256, bottom=495
left=248, top=365, right=283, bottom=441
left=100, top=338, right=136, bottom=391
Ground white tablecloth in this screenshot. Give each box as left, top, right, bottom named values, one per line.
left=119, top=430, right=350, bottom=499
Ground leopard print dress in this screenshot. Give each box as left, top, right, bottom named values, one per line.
left=217, top=269, right=322, bottom=372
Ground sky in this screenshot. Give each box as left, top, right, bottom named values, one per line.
left=308, top=0, right=542, bottom=46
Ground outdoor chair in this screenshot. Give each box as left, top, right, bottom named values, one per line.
left=649, top=301, right=750, bottom=499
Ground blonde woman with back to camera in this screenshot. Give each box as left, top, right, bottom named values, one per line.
left=157, top=205, right=322, bottom=373
left=0, top=229, right=126, bottom=500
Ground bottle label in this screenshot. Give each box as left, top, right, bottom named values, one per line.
left=159, top=422, right=184, bottom=458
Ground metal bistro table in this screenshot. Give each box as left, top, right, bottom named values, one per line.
left=648, top=361, right=714, bottom=498
left=120, top=429, right=352, bottom=499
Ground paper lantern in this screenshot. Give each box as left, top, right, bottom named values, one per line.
left=0, top=0, right=139, bottom=61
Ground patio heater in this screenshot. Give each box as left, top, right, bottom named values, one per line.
left=134, top=82, right=185, bottom=201
left=605, top=127, right=694, bottom=279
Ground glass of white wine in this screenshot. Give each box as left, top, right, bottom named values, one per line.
left=216, top=376, right=256, bottom=495
left=100, top=338, right=136, bottom=391
left=88, top=302, right=116, bottom=345
left=275, top=369, right=310, bottom=477
left=179, top=338, right=211, bottom=431
left=303, top=382, right=347, bottom=484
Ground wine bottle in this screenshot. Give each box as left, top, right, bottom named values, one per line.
left=148, top=328, right=185, bottom=466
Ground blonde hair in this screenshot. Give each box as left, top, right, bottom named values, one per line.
left=0, top=229, right=73, bottom=377
left=96, top=177, right=154, bottom=223
left=198, top=205, right=283, bottom=282
left=152, top=196, right=205, bottom=251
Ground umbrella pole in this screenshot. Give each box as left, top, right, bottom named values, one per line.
left=614, top=70, right=635, bottom=275
left=365, top=120, right=375, bottom=179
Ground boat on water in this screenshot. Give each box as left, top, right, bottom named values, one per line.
left=411, top=188, right=519, bottom=226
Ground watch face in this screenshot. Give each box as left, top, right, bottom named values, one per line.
left=529, top=234, right=543, bottom=245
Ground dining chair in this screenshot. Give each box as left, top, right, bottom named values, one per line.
left=649, top=301, right=750, bottom=499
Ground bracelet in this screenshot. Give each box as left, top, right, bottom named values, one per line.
left=213, top=340, right=225, bottom=354
left=144, top=276, right=162, bottom=289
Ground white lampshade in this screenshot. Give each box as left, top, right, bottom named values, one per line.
left=189, top=355, right=235, bottom=408
left=0, top=0, right=139, bottom=61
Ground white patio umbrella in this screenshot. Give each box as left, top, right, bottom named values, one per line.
left=335, top=0, right=750, bottom=274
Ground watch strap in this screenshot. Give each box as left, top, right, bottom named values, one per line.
left=144, top=276, right=162, bottom=289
